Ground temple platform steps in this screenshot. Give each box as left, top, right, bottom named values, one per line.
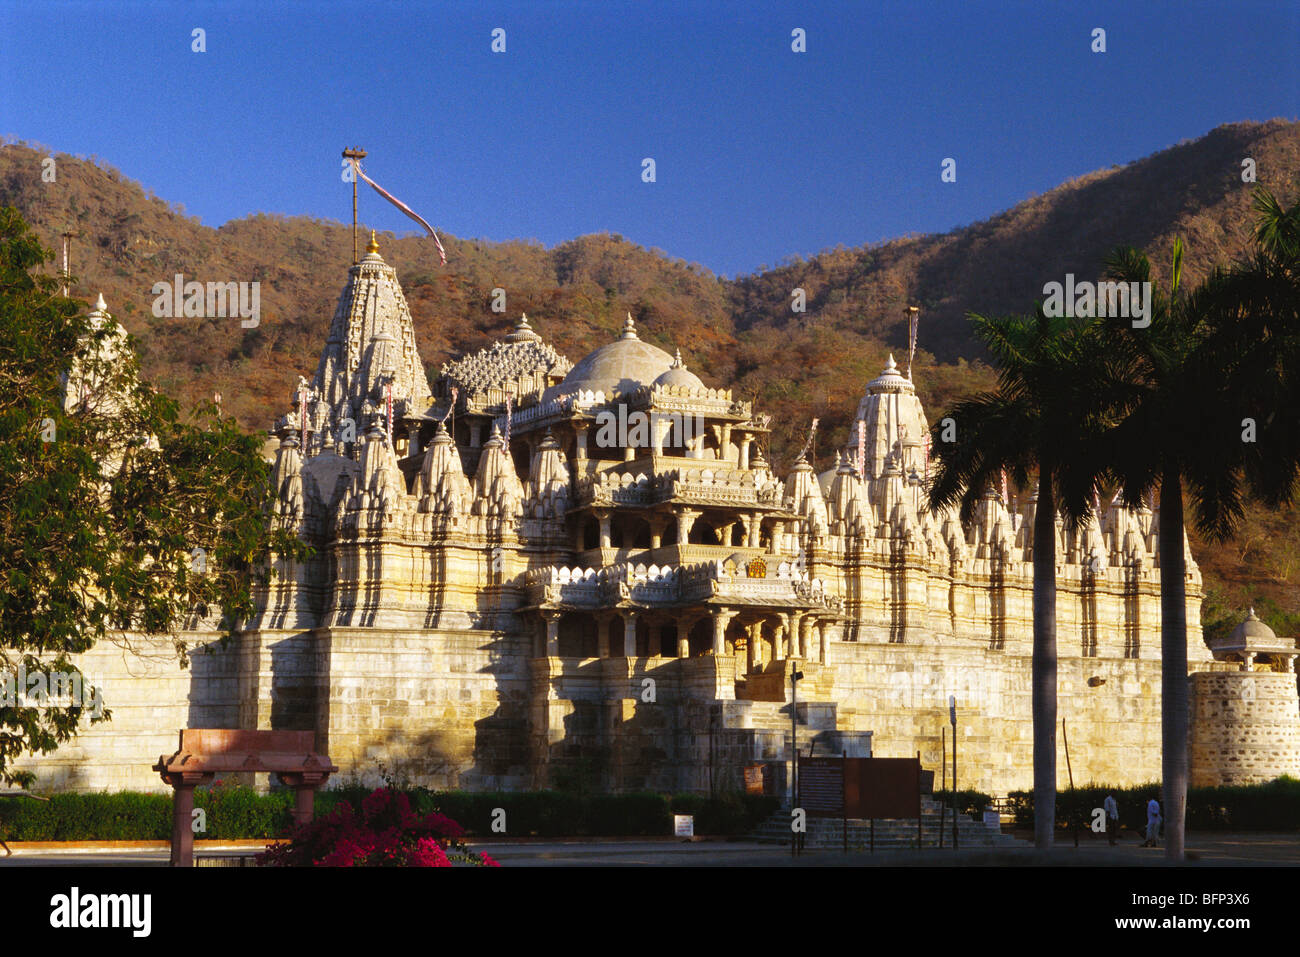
left=752, top=800, right=1023, bottom=850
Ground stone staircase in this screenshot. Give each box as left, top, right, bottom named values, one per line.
left=751, top=798, right=1024, bottom=850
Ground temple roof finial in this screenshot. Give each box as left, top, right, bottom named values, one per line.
left=621, top=313, right=638, bottom=340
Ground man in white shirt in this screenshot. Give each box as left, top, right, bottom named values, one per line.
left=1103, top=794, right=1119, bottom=846
left=1143, top=797, right=1161, bottom=847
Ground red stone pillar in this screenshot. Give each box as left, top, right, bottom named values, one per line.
left=170, top=782, right=196, bottom=867
left=294, top=784, right=315, bottom=827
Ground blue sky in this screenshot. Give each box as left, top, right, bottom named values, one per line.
left=2, top=0, right=1296, bottom=277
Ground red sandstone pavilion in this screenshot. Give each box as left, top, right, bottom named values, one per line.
left=19, top=233, right=1300, bottom=801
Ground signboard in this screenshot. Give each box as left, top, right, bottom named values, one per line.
left=800, top=756, right=921, bottom=820
left=799, top=762, right=844, bottom=815
left=673, top=814, right=694, bottom=838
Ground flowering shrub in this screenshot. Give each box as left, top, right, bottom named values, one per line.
left=257, top=788, right=499, bottom=867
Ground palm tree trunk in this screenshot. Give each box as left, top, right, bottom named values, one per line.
left=1032, top=469, right=1058, bottom=849
left=1158, top=467, right=1188, bottom=861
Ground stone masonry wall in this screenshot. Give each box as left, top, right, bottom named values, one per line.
left=1190, top=671, right=1300, bottom=787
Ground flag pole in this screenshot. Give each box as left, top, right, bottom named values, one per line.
left=906, top=305, right=920, bottom=380
left=343, top=146, right=367, bottom=264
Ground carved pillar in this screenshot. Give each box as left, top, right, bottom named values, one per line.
left=577, top=421, right=592, bottom=462
left=817, top=619, right=830, bottom=665
left=720, top=422, right=733, bottom=464
left=621, top=610, right=639, bottom=658
left=770, top=519, right=786, bottom=555
left=597, top=509, right=612, bottom=549
left=793, top=613, right=809, bottom=659
left=647, top=515, right=668, bottom=549
left=739, top=431, right=752, bottom=470
left=542, top=610, right=562, bottom=658
left=746, top=515, right=761, bottom=548
left=711, top=607, right=735, bottom=657
left=772, top=614, right=789, bottom=661
left=597, top=612, right=612, bottom=658
left=676, top=507, right=700, bottom=546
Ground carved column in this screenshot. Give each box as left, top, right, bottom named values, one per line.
left=711, top=607, right=736, bottom=657
left=773, top=614, right=789, bottom=661
left=542, top=610, right=562, bottom=658
left=596, top=612, right=612, bottom=658
left=596, top=509, right=612, bottom=549
left=675, top=507, right=700, bottom=546
left=739, top=431, right=752, bottom=470
left=573, top=421, right=590, bottom=463
left=791, top=613, right=808, bottom=659
left=647, top=514, right=668, bottom=550
left=621, top=609, right=639, bottom=658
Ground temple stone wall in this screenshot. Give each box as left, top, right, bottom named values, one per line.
left=1190, top=671, right=1300, bottom=787
left=317, top=627, right=531, bottom=791
left=831, top=638, right=1186, bottom=794
left=10, top=632, right=239, bottom=793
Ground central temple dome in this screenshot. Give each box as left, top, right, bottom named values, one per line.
left=546, top=314, right=675, bottom=399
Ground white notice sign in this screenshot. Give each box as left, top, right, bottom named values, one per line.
left=674, top=814, right=694, bottom=838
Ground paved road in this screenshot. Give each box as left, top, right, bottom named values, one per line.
left=1, top=833, right=1298, bottom=866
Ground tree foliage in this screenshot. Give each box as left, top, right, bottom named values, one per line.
left=0, top=207, right=306, bottom=786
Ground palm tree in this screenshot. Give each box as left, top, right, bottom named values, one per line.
left=928, top=309, right=1117, bottom=849
left=1095, top=189, right=1300, bottom=861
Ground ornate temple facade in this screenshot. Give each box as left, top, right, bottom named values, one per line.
left=24, top=234, right=1299, bottom=796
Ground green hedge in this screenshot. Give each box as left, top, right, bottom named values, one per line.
left=932, top=789, right=993, bottom=820
left=1007, top=777, right=1300, bottom=832
left=0, top=786, right=295, bottom=841
left=0, top=787, right=778, bottom=842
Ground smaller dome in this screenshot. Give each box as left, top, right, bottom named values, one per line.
left=1230, top=608, right=1278, bottom=646
left=652, top=349, right=704, bottom=391
left=1209, top=607, right=1296, bottom=661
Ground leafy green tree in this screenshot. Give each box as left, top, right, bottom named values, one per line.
left=0, top=206, right=304, bottom=787
left=928, top=308, right=1119, bottom=849
left=1095, top=189, right=1300, bottom=861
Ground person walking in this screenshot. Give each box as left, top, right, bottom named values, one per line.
left=1143, top=797, right=1161, bottom=847
left=1103, top=793, right=1119, bottom=846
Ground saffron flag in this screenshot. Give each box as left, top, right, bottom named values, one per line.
left=348, top=158, right=447, bottom=266
left=439, top=387, right=458, bottom=425
left=797, top=417, right=819, bottom=461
